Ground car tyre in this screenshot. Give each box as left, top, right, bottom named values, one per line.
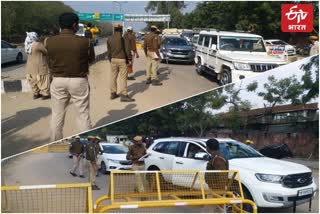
left=100, top=162, right=108, bottom=174
left=16, top=52, right=23, bottom=63
left=196, top=57, right=203, bottom=75
left=219, top=68, right=231, bottom=86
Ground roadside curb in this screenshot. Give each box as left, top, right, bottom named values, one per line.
left=1, top=51, right=107, bottom=94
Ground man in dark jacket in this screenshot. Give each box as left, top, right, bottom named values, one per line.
left=69, top=136, right=85, bottom=178
left=46, top=12, right=95, bottom=141
left=85, top=136, right=100, bottom=190
left=107, top=23, right=134, bottom=102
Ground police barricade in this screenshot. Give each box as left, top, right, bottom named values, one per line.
left=1, top=183, right=93, bottom=213
left=94, top=170, right=257, bottom=213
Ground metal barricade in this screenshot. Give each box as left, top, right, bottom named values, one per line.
left=95, top=170, right=257, bottom=213
left=1, top=183, right=93, bottom=213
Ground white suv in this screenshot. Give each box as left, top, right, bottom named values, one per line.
left=144, top=137, right=317, bottom=209
left=194, top=30, right=287, bottom=85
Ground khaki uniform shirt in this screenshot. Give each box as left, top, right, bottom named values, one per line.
left=126, top=144, right=146, bottom=164
left=124, top=32, right=137, bottom=52
left=143, top=32, right=160, bottom=56
left=205, top=151, right=229, bottom=190
left=85, top=143, right=100, bottom=161
left=107, top=32, right=132, bottom=61
left=45, top=29, right=95, bottom=78
left=70, top=140, right=84, bottom=155
left=26, top=42, right=49, bottom=76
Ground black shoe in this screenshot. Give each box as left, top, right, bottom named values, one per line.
left=79, top=175, right=85, bottom=178
left=33, top=94, right=42, bottom=100
left=41, top=95, right=51, bottom=100
left=146, top=79, right=152, bottom=84
left=120, top=95, right=135, bottom=102
left=110, top=93, right=119, bottom=100
left=92, top=185, right=100, bottom=190
left=70, top=171, right=77, bottom=177
left=127, top=76, right=135, bottom=80
left=152, top=80, right=163, bottom=86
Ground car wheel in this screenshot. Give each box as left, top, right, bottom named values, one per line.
left=219, top=68, right=231, bottom=86
left=196, top=57, right=203, bottom=75
left=100, top=162, right=108, bottom=174
left=231, top=185, right=254, bottom=212
left=16, top=52, right=23, bottom=63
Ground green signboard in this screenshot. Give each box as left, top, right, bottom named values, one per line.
left=78, top=13, right=124, bottom=21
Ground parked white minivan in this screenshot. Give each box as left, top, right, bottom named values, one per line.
left=194, top=30, right=287, bottom=85
left=144, top=137, right=317, bottom=209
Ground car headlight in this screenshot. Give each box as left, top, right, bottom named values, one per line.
left=233, top=62, right=251, bottom=71
left=255, top=173, right=284, bottom=183
left=108, top=159, right=121, bottom=164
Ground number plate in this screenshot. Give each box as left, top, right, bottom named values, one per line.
left=297, top=188, right=313, bottom=197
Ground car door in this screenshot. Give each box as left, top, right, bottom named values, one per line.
left=207, top=35, right=218, bottom=69
left=1, top=41, right=9, bottom=63
left=172, top=142, right=208, bottom=188
left=5, top=41, right=17, bottom=62
left=196, top=34, right=205, bottom=59
left=202, top=35, right=211, bottom=63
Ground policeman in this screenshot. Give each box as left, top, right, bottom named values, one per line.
left=46, top=12, right=95, bottom=141
left=309, top=36, right=319, bottom=56
left=124, top=26, right=140, bottom=80
left=143, top=25, right=163, bottom=86
left=204, top=138, right=229, bottom=191
left=107, top=23, right=134, bottom=102
left=94, top=136, right=103, bottom=177
left=69, top=136, right=85, bottom=178
left=126, top=135, right=147, bottom=193
left=85, top=136, right=100, bottom=190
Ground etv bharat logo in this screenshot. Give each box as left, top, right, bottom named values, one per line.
left=282, top=4, right=313, bottom=32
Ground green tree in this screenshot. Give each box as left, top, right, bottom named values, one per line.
left=300, top=55, right=319, bottom=103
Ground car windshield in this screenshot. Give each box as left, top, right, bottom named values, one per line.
left=102, top=145, right=128, bottom=154
left=271, top=40, right=287, bottom=45
left=77, top=26, right=84, bottom=34
left=219, top=141, right=263, bottom=160
left=165, top=37, right=190, bottom=46
left=219, top=36, right=266, bottom=52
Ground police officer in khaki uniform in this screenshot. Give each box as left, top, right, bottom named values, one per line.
left=46, top=12, right=95, bottom=141
left=124, top=26, right=140, bottom=80
left=126, top=136, right=147, bottom=193
left=107, top=23, right=134, bottom=102
left=85, top=136, right=101, bottom=190
left=94, top=136, right=103, bottom=177
left=69, top=135, right=85, bottom=178
left=143, top=25, right=163, bottom=86
left=204, top=138, right=229, bottom=191
left=309, top=36, right=319, bottom=56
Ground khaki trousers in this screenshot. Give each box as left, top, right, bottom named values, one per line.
left=50, top=77, right=92, bottom=141
left=146, top=51, right=159, bottom=81
left=87, top=160, right=97, bottom=185
left=26, top=74, right=50, bottom=96
left=71, top=154, right=83, bottom=175
left=132, top=164, right=145, bottom=192
left=110, top=58, right=128, bottom=96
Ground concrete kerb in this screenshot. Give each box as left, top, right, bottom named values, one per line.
left=1, top=51, right=107, bottom=94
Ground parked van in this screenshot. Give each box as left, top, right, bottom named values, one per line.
left=194, top=30, right=287, bottom=85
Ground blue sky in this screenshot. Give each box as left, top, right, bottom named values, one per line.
left=63, top=1, right=197, bottom=31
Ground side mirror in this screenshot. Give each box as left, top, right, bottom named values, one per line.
left=194, top=152, right=211, bottom=161
left=211, top=44, right=217, bottom=51
left=239, top=75, right=245, bottom=80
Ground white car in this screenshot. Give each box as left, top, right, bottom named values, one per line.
left=194, top=30, right=287, bottom=85
left=265, top=39, right=296, bottom=56
left=97, top=143, right=132, bottom=174
left=144, top=137, right=317, bottom=209
left=1, top=40, right=24, bottom=64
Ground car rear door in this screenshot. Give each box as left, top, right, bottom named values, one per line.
left=172, top=142, right=208, bottom=188
left=207, top=35, right=218, bottom=69
left=1, top=41, right=9, bottom=63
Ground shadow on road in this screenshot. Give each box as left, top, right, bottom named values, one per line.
left=2, top=107, right=51, bottom=137
left=94, top=103, right=138, bottom=127
left=132, top=70, right=146, bottom=78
